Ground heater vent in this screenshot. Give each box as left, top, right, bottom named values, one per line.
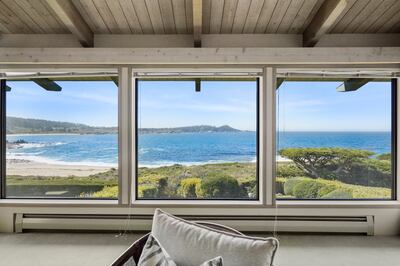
left=14, top=213, right=374, bottom=235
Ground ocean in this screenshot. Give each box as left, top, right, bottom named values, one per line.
left=6, top=131, right=391, bottom=167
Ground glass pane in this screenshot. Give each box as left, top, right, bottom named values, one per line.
left=137, top=80, right=258, bottom=200
left=6, top=80, right=118, bottom=198
left=276, top=80, right=393, bottom=200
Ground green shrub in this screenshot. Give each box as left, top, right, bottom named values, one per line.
left=177, top=178, right=202, bottom=198
left=284, top=177, right=305, bottom=195
left=322, top=189, right=353, bottom=199
left=376, top=153, right=391, bottom=161
left=92, top=186, right=118, bottom=198
left=198, top=174, right=243, bottom=198
left=138, top=184, right=158, bottom=198
left=277, top=163, right=305, bottom=178
left=238, top=176, right=257, bottom=198
left=292, top=179, right=326, bottom=199
left=279, top=148, right=392, bottom=188
left=276, top=177, right=287, bottom=194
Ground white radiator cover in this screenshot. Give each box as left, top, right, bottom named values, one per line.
left=14, top=214, right=374, bottom=235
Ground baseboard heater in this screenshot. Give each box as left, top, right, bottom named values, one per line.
left=14, top=214, right=374, bottom=235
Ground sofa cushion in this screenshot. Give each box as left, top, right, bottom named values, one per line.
left=151, top=209, right=278, bottom=266
left=138, top=234, right=225, bottom=266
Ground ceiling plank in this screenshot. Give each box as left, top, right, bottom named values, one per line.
left=242, top=0, right=264, bottom=33
left=145, top=0, right=165, bottom=34
left=172, top=0, right=188, bottom=34
left=159, top=0, right=176, bottom=34
left=71, top=0, right=109, bottom=34
left=105, top=0, right=132, bottom=34
left=45, top=0, right=93, bottom=47
left=254, top=0, right=278, bottom=33
left=118, top=0, right=143, bottom=34
left=231, top=0, right=251, bottom=34
left=131, top=0, right=154, bottom=34
left=193, top=0, right=202, bottom=47
left=221, top=0, right=239, bottom=34
left=209, top=0, right=224, bottom=34
left=202, top=0, right=211, bottom=34
left=303, top=0, right=349, bottom=47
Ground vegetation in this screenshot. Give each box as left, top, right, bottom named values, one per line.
left=6, top=116, right=243, bottom=135
left=6, top=116, right=117, bottom=135
left=139, top=125, right=242, bottom=134
left=280, top=177, right=390, bottom=199
left=279, top=148, right=391, bottom=188
left=6, top=147, right=393, bottom=199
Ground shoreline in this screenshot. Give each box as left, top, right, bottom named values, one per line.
left=6, top=159, right=111, bottom=177
left=5, top=158, right=267, bottom=177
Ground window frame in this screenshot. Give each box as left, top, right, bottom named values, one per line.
left=0, top=68, right=397, bottom=207
left=133, top=78, right=261, bottom=202
left=275, top=78, right=398, bottom=201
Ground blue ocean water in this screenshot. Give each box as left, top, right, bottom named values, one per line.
left=6, top=131, right=391, bottom=167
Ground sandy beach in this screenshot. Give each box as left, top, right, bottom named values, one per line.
left=6, top=159, right=111, bottom=177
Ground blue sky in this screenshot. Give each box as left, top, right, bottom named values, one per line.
left=278, top=81, right=391, bottom=132
left=6, top=80, right=391, bottom=131
left=138, top=81, right=257, bottom=131
left=7, top=81, right=118, bottom=127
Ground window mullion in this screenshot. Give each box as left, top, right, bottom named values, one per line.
left=263, top=67, right=276, bottom=206
left=118, top=67, right=132, bottom=205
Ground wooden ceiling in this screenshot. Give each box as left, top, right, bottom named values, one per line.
left=0, top=0, right=399, bottom=47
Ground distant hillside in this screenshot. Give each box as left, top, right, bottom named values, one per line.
left=6, top=117, right=117, bottom=134
left=6, top=117, right=242, bottom=134
left=139, top=125, right=241, bottom=134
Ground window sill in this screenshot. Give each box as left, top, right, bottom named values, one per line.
left=0, top=199, right=399, bottom=209
left=277, top=200, right=400, bottom=208
left=0, top=199, right=119, bottom=207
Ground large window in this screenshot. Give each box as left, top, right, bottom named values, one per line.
left=2, top=79, right=118, bottom=198
left=136, top=79, right=259, bottom=200
left=276, top=79, right=396, bottom=200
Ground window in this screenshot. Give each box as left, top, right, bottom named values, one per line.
left=2, top=78, right=118, bottom=198
left=136, top=79, right=259, bottom=200
left=276, top=79, right=396, bottom=200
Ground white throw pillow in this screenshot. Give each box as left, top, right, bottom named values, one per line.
left=151, top=209, right=278, bottom=266
left=138, top=234, right=224, bottom=266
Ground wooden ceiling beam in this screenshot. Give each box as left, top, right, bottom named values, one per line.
left=192, top=0, right=202, bottom=47
left=32, top=79, right=62, bottom=91
left=336, top=78, right=371, bottom=92
left=45, top=0, right=93, bottom=47
left=303, top=0, right=349, bottom=47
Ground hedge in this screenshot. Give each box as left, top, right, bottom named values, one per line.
left=282, top=177, right=390, bottom=199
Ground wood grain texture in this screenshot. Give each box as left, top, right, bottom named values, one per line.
left=221, top=0, right=238, bottom=33
left=92, top=0, right=121, bottom=33
left=72, top=0, right=109, bottom=33
left=131, top=0, right=154, bottom=34
left=159, top=0, right=176, bottom=34
left=172, top=0, right=188, bottom=34
left=254, top=0, right=278, bottom=33
left=231, top=0, right=251, bottom=34
left=242, top=0, right=264, bottom=33
left=145, top=0, right=165, bottom=34
left=266, top=0, right=291, bottom=33
left=209, top=0, right=224, bottom=34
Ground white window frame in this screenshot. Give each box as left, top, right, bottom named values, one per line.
left=129, top=67, right=275, bottom=207
left=0, top=67, right=399, bottom=209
